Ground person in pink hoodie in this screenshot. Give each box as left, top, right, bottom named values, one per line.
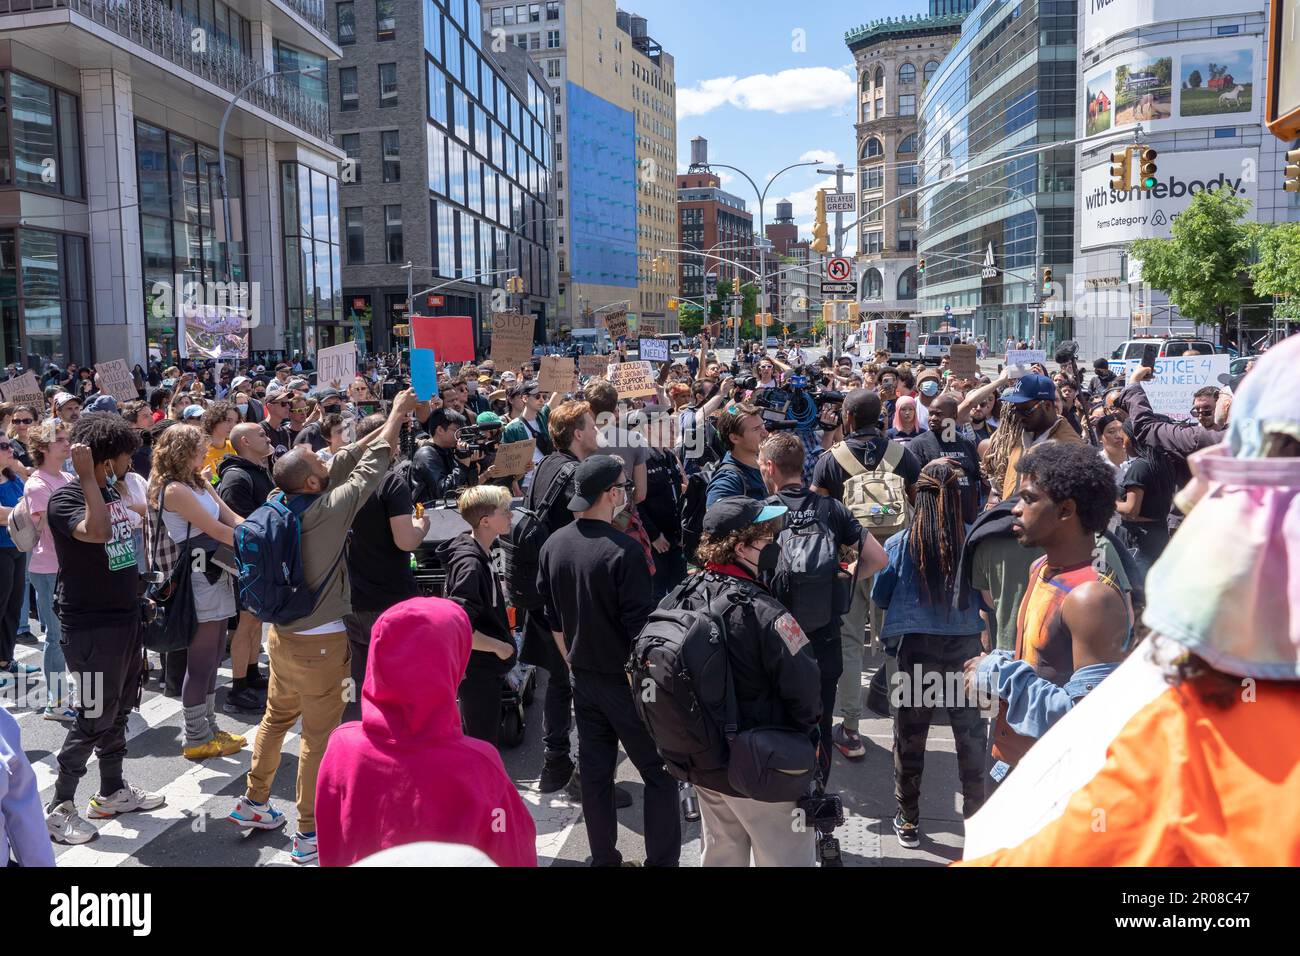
left=315, top=597, right=537, bottom=867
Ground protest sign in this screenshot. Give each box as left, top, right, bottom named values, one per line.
left=0, top=371, right=43, bottom=407
left=490, top=312, right=533, bottom=373
left=638, top=338, right=670, bottom=363
left=411, top=315, right=475, bottom=362
left=603, top=309, right=628, bottom=342
left=948, top=344, right=978, bottom=378
left=409, top=348, right=438, bottom=401
left=606, top=361, right=657, bottom=400
left=94, top=360, right=139, bottom=403
left=537, top=355, right=578, bottom=395
left=484, top=438, right=536, bottom=479
left=578, top=355, right=609, bottom=379
left=179, top=304, right=249, bottom=360
left=1005, top=349, right=1047, bottom=370
left=637, top=315, right=661, bottom=337
left=316, top=342, right=357, bottom=389
left=1122, top=355, right=1229, bottom=417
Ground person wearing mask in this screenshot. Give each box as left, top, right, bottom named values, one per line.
left=872, top=461, right=989, bottom=849
left=633, top=411, right=688, bottom=603
left=914, top=369, right=943, bottom=429
left=294, top=389, right=347, bottom=452
left=227, top=390, right=417, bottom=864
left=537, top=455, right=678, bottom=867
left=0, top=434, right=30, bottom=692
left=44, top=414, right=163, bottom=845
left=408, top=407, right=478, bottom=505
left=260, top=392, right=295, bottom=462
left=199, top=401, right=238, bottom=479
left=887, top=395, right=923, bottom=444
left=500, top=381, right=560, bottom=492
left=342, top=413, right=429, bottom=725
left=216, top=422, right=276, bottom=710
left=1086, top=357, right=1118, bottom=398
left=437, top=485, right=517, bottom=746
left=314, top=597, right=537, bottom=867
left=907, top=393, right=983, bottom=525
left=981, top=373, right=1085, bottom=507
left=704, top=403, right=768, bottom=507
left=811, top=388, right=921, bottom=759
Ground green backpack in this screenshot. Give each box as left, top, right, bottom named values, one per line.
left=830, top=440, right=911, bottom=539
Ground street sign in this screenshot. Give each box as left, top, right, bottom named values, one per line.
left=824, top=192, right=855, bottom=214
left=826, top=257, right=852, bottom=281
left=821, top=280, right=857, bottom=296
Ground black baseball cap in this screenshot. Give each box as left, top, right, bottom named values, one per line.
left=316, top=388, right=343, bottom=402
left=509, top=380, right=540, bottom=399
left=567, top=455, right=625, bottom=511
left=702, top=496, right=787, bottom=537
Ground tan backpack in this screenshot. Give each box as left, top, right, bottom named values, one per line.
left=830, top=440, right=911, bottom=539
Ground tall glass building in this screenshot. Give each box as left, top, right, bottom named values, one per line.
left=917, top=0, right=1077, bottom=349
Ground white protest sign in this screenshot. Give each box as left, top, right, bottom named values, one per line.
left=317, top=342, right=357, bottom=389
left=1005, top=349, right=1047, bottom=369
left=639, top=338, right=670, bottom=363
left=606, top=361, right=657, bottom=399
left=1123, top=354, right=1229, bottom=416
left=94, top=359, right=138, bottom=403
left=0, top=371, right=43, bottom=408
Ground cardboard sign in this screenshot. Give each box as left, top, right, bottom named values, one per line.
left=578, top=355, right=609, bottom=379
left=606, top=361, right=658, bottom=400
left=484, top=437, right=536, bottom=479
left=537, top=355, right=577, bottom=395
left=411, top=315, right=475, bottom=362
left=93, top=359, right=138, bottom=403
left=317, top=342, right=358, bottom=389
left=603, top=309, right=628, bottom=342
left=490, top=312, right=534, bottom=373
left=0, top=371, right=43, bottom=408
left=409, top=348, right=438, bottom=401
left=1005, top=349, right=1047, bottom=370
left=639, top=338, right=670, bottom=363
left=637, top=315, right=661, bottom=337
left=1122, top=355, right=1229, bottom=417
left=948, top=344, right=978, bottom=378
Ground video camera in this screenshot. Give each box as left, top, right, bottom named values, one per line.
left=798, top=785, right=845, bottom=867
left=457, top=423, right=502, bottom=454
left=753, top=370, right=846, bottom=432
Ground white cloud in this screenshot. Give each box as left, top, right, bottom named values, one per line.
left=799, top=149, right=840, bottom=166
left=677, top=67, right=856, bottom=118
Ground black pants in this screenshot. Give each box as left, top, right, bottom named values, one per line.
left=572, top=669, right=681, bottom=867
left=54, top=616, right=144, bottom=804
left=0, top=549, right=26, bottom=665
left=808, top=624, right=842, bottom=785
left=651, top=544, right=688, bottom=605
left=892, top=632, right=987, bottom=825
left=521, top=608, right=572, bottom=763
left=460, top=667, right=502, bottom=747
left=343, top=610, right=384, bottom=724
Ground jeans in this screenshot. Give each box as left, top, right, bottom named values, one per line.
left=31, top=571, right=69, bottom=708
left=16, top=565, right=30, bottom=634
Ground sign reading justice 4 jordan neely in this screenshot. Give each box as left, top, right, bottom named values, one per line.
left=1080, top=147, right=1257, bottom=249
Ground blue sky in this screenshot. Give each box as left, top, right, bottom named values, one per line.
left=628, top=0, right=933, bottom=254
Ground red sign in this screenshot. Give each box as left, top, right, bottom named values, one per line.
left=426, top=294, right=445, bottom=308
left=411, top=314, right=475, bottom=362
left=352, top=297, right=367, bottom=309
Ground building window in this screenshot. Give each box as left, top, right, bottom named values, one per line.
left=875, top=95, right=884, bottom=117
left=336, top=2, right=355, bottom=44
left=274, top=42, right=327, bottom=105
left=547, top=29, right=560, bottom=48
left=899, top=63, right=915, bottom=84
left=547, top=59, right=560, bottom=78
left=490, top=6, right=502, bottom=27
left=897, top=228, right=917, bottom=252
left=382, top=130, right=400, bottom=182
left=375, top=0, right=395, bottom=39
left=862, top=137, right=883, bottom=160
left=864, top=166, right=884, bottom=190
left=385, top=205, right=403, bottom=262
left=897, top=162, right=918, bottom=186
left=379, top=63, right=397, bottom=106
left=863, top=268, right=883, bottom=299
left=529, top=2, right=541, bottom=22
left=865, top=231, right=883, bottom=254
left=898, top=133, right=917, bottom=155
left=340, top=133, right=361, bottom=183
left=923, top=60, right=939, bottom=84
left=339, top=67, right=358, bottom=110
left=897, top=267, right=917, bottom=299
left=547, top=1, right=559, bottom=19
left=898, top=94, right=916, bottom=116
left=344, top=207, right=364, bottom=263
left=280, top=162, right=342, bottom=357
left=873, top=66, right=883, bottom=87
left=1, top=72, right=83, bottom=199
left=897, top=194, right=918, bottom=219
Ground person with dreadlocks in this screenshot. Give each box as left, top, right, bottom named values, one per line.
left=872, top=460, right=987, bottom=850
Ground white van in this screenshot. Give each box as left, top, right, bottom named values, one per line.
left=569, top=327, right=612, bottom=354
left=917, top=332, right=957, bottom=365
left=863, top=319, right=917, bottom=362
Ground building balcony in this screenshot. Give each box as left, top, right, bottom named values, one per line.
left=1, top=0, right=336, bottom=144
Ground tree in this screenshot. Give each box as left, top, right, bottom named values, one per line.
left=678, top=303, right=704, bottom=337
left=1248, top=221, right=1300, bottom=299
left=1187, top=69, right=1202, bottom=89
left=1128, top=187, right=1254, bottom=329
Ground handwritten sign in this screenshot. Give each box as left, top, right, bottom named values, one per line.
left=485, top=437, right=536, bottom=479
left=948, top=344, right=978, bottom=378
left=490, top=312, right=533, bottom=373
left=317, top=342, right=357, bottom=389
left=92, top=359, right=138, bottom=403
left=1005, top=349, right=1047, bottom=370
left=639, top=338, right=670, bottom=363
left=606, top=361, right=658, bottom=400
left=637, top=315, right=661, bottom=337
left=578, top=355, right=609, bottom=380
left=1123, top=355, right=1229, bottom=417
left=0, top=371, right=43, bottom=408
left=410, top=348, right=438, bottom=401
left=537, top=355, right=577, bottom=395
left=602, top=309, right=628, bottom=342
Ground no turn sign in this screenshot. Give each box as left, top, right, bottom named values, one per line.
left=826, top=257, right=852, bottom=281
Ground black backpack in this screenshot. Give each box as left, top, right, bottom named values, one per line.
left=769, top=497, right=845, bottom=633
left=498, top=458, right=578, bottom=611
left=679, top=458, right=738, bottom=564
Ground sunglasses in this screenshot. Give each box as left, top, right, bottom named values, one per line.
left=12, top=418, right=33, bottom=425
left=0, top=442, right=12, bottom=451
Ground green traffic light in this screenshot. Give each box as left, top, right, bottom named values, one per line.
left=1143, top=176, right=1156, bottom=188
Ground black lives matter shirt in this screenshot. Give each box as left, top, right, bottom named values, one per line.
left=47, top=481, right=140, bottom=629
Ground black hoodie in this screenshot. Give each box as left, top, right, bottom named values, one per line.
left=216, top=454, right=274, bottom=519
left=436, top=532, right=516, bottom=676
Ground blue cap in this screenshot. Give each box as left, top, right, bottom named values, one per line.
left=1001, top=373, right=1056, bottom=405
left=182, top=404, right=205, bottom=420
left=702, top=496, right=788, bottom=537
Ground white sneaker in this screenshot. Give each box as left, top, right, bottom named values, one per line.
left=291, top=830, right=318, bottom=864
left=227, top=795, right=287, bottom=831
left=47, top=800, right=97, bottom=845
left=86, top=785, right=166, bottom=819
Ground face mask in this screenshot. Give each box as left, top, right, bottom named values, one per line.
left=920, top=381, right=940, bottom=397
left=752, top=540, right=781, bottom=574
left=237, top=403, right=249, bottom=416
left=105, top=469, right=118, bottom=489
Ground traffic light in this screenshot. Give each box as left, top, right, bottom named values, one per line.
left=1284, top=148, right=1300, bottom=192
left=1137, top=147, right=1158, bottom=190
left=918, top=257, right=926, bottom=275
left=505, top=275, right=525, bottom=294
left=667, top=297, right=678, bottom=310
left=1109, top=147, right=1132, bottom=191
left=811, top=189, right=830, bottom=253
left=1043, top=267, right=1053, bottom=294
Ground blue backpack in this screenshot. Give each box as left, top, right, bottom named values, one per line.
left=235, top=492, right=343, bottom=625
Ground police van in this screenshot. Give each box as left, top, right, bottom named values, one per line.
left=917, top=331, right=958, bottom=365
left=861, top=319, right=917, bottom=362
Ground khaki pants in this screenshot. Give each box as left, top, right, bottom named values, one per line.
left=246, top=626, right=350, bottom=834
left=836, top=572, right=885, bottom=732
left=695, top=786, right=815, bottom=867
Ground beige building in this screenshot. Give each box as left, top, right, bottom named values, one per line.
left=482, top=1, right=675, bottom=334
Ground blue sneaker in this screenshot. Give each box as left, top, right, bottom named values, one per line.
left=227, top=795, right=286, bottom=831
left=3, top=660, right=40, bottom=675
left=292, top=830, right=318, bottom=864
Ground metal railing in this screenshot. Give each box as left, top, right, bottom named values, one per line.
left=284, top=0, right=326, bottom=34
left=0, top=0, right=332, bottom=143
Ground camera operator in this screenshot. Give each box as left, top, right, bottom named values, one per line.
left=408, top=407, right=479, bottom=505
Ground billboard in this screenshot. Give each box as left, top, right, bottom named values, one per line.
left=1079, top=147, right=1258, bottom=249
left=1081, top=0, right=1263, bottom=54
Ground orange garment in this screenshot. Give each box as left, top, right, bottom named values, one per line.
left=958, top=681, right=1300, bottom=866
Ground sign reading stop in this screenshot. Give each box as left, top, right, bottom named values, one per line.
left=826, top=257, right=852, bottom=281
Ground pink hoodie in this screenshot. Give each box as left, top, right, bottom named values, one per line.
left=315, top=597, right=537, bottom=867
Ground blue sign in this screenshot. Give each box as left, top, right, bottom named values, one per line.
left=410, top=347, right=438, bottom=401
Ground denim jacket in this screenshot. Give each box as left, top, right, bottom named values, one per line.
left=975, top=650, right=1122, bottom=739
left=872, top=529, right=984, bottom=651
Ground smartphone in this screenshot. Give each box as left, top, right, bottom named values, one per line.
left=1140, top=344, right=1158, bottom=368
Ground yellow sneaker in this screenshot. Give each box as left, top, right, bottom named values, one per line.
left=183, top=738, right=225, bottom=761
left=213, top=730, right=246, bottom=755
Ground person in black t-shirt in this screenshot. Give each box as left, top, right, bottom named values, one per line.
left=260, top=393, right=295, bottom=462
left=44, top=413, right=164, bottom=846
left=907, top=393, right=983, bottom=525
left=341, top=413, right=430, bottom=724
left=1114, top=429, right=1173, bottom=582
